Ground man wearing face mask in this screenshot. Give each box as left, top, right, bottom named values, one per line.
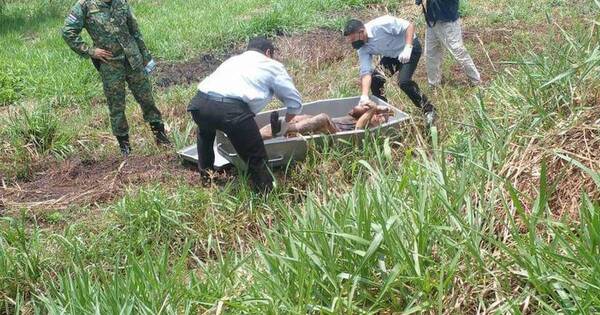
left=187, top=37, right=302, bottom=193
left=344, top=16, right=436, bottom=125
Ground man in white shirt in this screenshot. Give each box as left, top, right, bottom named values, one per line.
left=344, top=16, right=437, bottom=125
left=187, top=37, right=302, bottom=192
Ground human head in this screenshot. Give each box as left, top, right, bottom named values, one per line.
left=343, top=19, right=367, bottom=50
left=247, top=37, right=276, bottom=58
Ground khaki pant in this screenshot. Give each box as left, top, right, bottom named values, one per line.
left=425, top=20, right=480, bottom=86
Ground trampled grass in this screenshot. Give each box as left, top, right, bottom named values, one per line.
left=1, top=0, right=599, bottom=313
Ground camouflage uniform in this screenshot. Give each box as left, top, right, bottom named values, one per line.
left=61, top=0, right=162, bottom=137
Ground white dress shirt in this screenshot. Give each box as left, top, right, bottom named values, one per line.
left=198, top=50, right=302, bottom=115
left=357, top=15, right=416, bottom=77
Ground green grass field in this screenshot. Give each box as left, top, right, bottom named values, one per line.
left=1, top=0, right=599, bottom=313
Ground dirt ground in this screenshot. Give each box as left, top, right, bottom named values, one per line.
left=276, top=28, right=347, bottom=68
left=152, top=22, right=515, bottom=92
left=0, top=154, right=199, bottom=216
left=155, top=53, right=234, bottom=88
left=153, top=28, right=346, bottom=89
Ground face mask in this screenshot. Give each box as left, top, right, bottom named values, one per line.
left=352, top=40, right=365, bottom=50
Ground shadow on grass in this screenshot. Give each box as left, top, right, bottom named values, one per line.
left=0, top=2, right=67, bottom=36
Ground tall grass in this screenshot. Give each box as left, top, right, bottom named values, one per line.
left=5, top=105, right=72, bottom=156
left=0, top=1, right=598, bottom=313
left=1, top=103, right=73, bottom=178
left=0, top=0, right=384, bottom=105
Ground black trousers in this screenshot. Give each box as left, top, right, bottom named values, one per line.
left=371, top=38, right=435, bottom=113
left=187, top=92, right=273, bottom=192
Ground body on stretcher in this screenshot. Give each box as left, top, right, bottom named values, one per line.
left=177, top=96, right=410, bottom=169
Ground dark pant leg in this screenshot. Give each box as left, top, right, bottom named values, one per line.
left=222, top=117, right=272, bottom=192
left=371, top=57, right=401, bottom=102
left=197, top=128, right=216, bottom=173
left=188, top=92, right=220, bottom=173
left=189, top=110, right=216, bottom=173
left=397, top=40, right=435, bottom=113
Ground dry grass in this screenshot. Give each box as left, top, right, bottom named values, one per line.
left=503, top=105, right=600, bottom=219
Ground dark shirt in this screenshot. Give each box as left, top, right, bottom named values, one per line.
left=332, top=116, right=356, bottom=131
left=424, top=0, right=460, bottom=25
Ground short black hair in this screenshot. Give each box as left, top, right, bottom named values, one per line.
left=247, top=37, right=275, bottom=54
left=343, top=19, right=364, bottom=36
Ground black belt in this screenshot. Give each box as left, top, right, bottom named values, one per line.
left=198, top=91, right=246, bottom=106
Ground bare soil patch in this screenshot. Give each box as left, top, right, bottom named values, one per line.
left=0, top=154, right=199, bottom=215
left=154, top=54, right=234, bottom=88
left=152, top=28, right=346, bottom=90
left=275, top=28, right=346, bottom=69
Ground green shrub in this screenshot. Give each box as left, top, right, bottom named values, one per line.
left=5, top=104, right=72, bottom=157
left=0, top=67, right=23, bottom=106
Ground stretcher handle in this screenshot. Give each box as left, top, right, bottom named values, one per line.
left=218, top=143, right=284, bottom=164
left=216, top=143, right=238, bottom=158
left=268, top=155, right=285, bottom=164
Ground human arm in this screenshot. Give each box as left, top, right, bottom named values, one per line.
left=61, top=1, right=112, bottom=62
left=398, top=21, right=415, bottom=63
left=404, top=21, right=415, bottom=47
left=127, top=4, right=152, bottom=65
left=61, top=1, right=91, bottom=57
left=358, top=49, right=374, bottom=104
left=272, top=66, right=302, bottom=121
left=359, top=74, right=372, bottom=104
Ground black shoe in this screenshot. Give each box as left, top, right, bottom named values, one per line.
left=116, top=135, right=131, bottom=157
left=270, top=111, right=281, bottom=136
left=198, top=167, right=213, bottom=187
left=150, top=122, right=171, bottom=146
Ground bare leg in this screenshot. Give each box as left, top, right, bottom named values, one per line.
left=260, top=115, right=322, bottom=139
left=288, top=113, right=338, bottom=135
left=355, top=107, right=377, bottom=129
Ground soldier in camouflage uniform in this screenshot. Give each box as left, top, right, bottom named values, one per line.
left=61, top=0, right=170, bottom=156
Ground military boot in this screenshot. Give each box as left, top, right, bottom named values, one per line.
left=116, top=135, right=131, bottom=157
left=150, top=122, right=171, bottom=146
